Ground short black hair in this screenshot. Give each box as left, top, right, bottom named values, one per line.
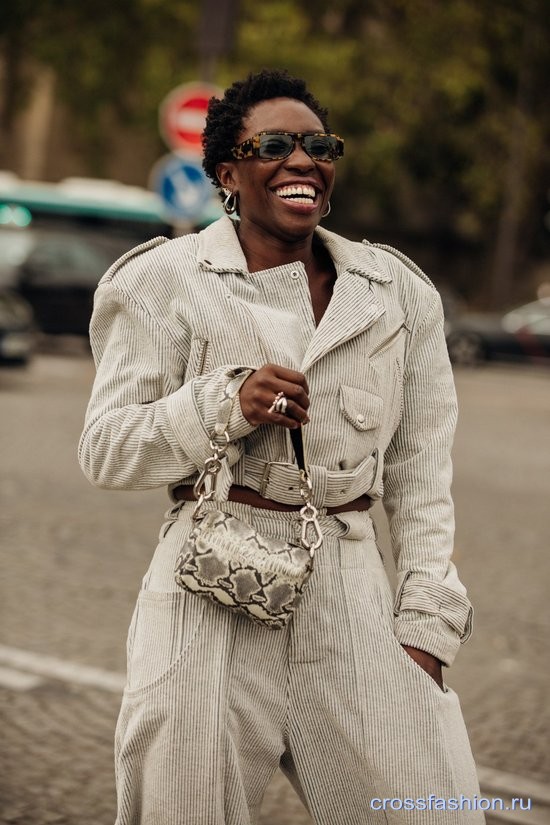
left=202, top=68, right=330, bottom=189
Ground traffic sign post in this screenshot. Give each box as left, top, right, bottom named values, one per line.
left=159, top=82, right=223, bottom=155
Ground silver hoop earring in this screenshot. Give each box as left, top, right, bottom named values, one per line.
left=222, top=188, right=237, bottom=215
left=321, top=200, right=331, bottom=218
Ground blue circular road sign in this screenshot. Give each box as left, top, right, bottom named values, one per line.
left=150, top=153, right=213, bottom=222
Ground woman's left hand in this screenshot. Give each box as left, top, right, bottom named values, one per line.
left=402, top=645, right=444, bottom=690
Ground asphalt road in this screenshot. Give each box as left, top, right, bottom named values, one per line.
left=1, top=349, right=549, bottom=824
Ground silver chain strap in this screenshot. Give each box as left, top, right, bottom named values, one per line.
left=191, top=432, right=230, bottom=519
left=192, top=429, right=323, bottom=558
left=297, top=470, right=323, bottom=555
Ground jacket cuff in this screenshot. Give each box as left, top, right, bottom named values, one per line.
left=393, top=573, right=473, bottom=667
left=214, top=368, right=256, bottom=441
left=165, top=367, right=256, bottom=470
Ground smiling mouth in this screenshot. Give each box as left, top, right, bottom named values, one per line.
left=273, top=184, right=318, bottom=204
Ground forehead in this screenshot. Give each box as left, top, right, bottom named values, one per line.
left=240, top=97, right=324, bottom=139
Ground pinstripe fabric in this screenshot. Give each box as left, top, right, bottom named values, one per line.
left=79, top=216, right=482, bottom=822
left=114, top=502, right=482, bottom=824
left=79, top=215, right=472, bottom=665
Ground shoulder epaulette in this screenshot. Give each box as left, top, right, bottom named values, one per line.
left=101, top=236, right=169, bottom=283
left=362, top=240, right=436, bottom=290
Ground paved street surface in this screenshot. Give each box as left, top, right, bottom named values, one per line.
left=1, top=347, right=549, bottom=824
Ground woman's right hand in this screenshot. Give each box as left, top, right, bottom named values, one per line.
left=239, top=364, right=310, bottom=429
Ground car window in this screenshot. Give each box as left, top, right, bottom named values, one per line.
left=0, top=226, right=150, bottom=288
left=22, top=234, right=116, bottom=286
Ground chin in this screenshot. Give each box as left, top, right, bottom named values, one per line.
left=277, top=214, right=320, bottom=239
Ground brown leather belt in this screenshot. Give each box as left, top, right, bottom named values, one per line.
left=173, top=484, right=373, bottom=515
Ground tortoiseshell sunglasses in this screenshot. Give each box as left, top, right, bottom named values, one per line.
left=231, top=131, right=344, bottom=162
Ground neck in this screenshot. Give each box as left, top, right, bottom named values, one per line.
left=236, top=221, right=317, bottom=273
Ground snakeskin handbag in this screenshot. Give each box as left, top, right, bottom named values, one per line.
left=174, top=427, right=323, bottom=629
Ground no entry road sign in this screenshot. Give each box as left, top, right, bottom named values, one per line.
left=159, top=82, right=222, bottom=154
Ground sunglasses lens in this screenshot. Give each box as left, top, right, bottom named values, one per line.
left=304, top=135, right=341, bottom=160
left=258, top=134, right=294, bottom=159
left=304, top=135, right=331, bottom=160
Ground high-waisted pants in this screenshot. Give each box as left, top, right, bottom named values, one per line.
left=114, top=501, right=484, bottom=824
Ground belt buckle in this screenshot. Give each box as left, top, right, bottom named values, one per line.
left=259, top=461, right=275, bottom=498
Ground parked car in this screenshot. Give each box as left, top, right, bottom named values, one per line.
left=0, top=175, right=173, bottom=336
left=445, top=299, right=550, bottom=365
left=0, top=227, right=134, bottom=336
left=0, top=288, right=35, bottom=365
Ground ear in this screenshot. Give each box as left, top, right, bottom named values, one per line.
left=216, top=162, right=238, bottom=190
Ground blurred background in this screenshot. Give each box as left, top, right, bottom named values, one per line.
left=1, top=1, right=549, bottom=824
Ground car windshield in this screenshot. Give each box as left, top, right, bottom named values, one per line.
left=0, top=226, right=149, bottom=287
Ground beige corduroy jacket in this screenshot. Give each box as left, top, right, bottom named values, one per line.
left=79, top=215, right=473, bottom=666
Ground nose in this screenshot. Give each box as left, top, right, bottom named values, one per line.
left=284, top=139, right=315, bottom=170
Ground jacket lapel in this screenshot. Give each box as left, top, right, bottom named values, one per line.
left=301, top=271, right=386, bottom=372
left=195, top=219, right=393, bottom=373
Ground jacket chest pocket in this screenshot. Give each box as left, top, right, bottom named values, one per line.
left=336, top=320, right=407, bottom=465
left=368, top=321, right=407, bottom=436
left=339, top=385, right=384, bottom=460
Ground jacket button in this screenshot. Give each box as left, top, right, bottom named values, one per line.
left=356, top=414, right=365, bottom=424
left=290, top=270, right=300, bottom=279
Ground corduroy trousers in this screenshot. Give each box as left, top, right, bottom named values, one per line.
left=114, top=502, right=484, bottom=824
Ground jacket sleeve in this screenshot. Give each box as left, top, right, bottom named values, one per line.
left=78, top=280, right=257, bottom=491
left=382, top=290, right=473, bottom=666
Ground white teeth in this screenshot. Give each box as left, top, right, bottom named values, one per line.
left=274, top=184, right=316, bottom=201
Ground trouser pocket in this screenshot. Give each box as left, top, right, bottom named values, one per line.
left=125, top=589, right=205, bottom=697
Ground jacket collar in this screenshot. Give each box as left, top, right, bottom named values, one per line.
left=196, top=216, right=248, bottom=275
left=314, top=226, right=391, bottom=283
left=196, top=216, right=392, bottom=284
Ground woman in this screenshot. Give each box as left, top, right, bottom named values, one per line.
left=79, top=70, right=482, bottom=824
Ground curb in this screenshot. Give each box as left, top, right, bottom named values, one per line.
left=478, top=765, right=550, bottom=824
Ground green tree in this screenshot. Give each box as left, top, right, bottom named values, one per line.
left=2, top=0, right=549, bottom=305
